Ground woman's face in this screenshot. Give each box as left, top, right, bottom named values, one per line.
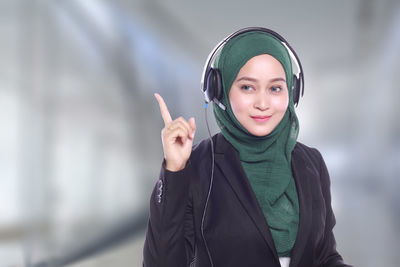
left=228, top=54, right=289, bottom=137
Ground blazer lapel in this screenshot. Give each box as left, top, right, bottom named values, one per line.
left=289, top=145, right=314, bottom=267
left=214, top=134, right=279, bottom=260
left=213, top=135, right=316, bottom=265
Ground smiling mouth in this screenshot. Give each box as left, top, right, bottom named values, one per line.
left=251, top=116, right=271, bottom=122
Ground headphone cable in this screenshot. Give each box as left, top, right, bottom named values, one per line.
left=200, top=103, right=215, bottom=267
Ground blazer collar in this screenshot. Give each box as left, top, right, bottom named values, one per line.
left=289, top=145, right=313, bottom=267
left=214, top=133, right=313, bottom=263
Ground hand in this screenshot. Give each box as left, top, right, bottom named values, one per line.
left=154, top=93, right=196, bottom=172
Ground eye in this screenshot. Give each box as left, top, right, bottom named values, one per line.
left=270, top=86, right=282, bottom=93
left=241, top=85, right=254, bottom=91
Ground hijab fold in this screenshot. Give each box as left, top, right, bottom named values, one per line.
left=213, top=31, right=300, bottom=257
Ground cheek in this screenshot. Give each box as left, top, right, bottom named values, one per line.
left=271, top=94, right=289, bottom=113
left=229, top=90, right=250, bottom=115
left=231, top=99, right=248, bottom=114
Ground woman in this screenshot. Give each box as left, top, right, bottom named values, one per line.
left=143, top=27, right=352, bottom=267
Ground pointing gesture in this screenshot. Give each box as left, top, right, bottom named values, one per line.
left=155, top=93, right=196, bottom=172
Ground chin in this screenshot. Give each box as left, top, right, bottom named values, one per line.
left=249, top=128, right=273, bottom=137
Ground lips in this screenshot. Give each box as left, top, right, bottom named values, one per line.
left=251, top=115, right=271, bottom=122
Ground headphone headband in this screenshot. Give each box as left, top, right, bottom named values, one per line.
left=201, top=27, right=304, bottom=108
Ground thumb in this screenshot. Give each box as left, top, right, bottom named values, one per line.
left=188, top=117, right=196, bottom=139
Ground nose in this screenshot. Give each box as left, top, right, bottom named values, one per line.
left=254, top=91, right=270, bottom=110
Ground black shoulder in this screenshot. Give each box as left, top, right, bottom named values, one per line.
left=293, top=141, right=325, bottom=167
left=189, top=134, right=218, bottom=168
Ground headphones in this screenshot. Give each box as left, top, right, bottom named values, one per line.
left=200, top=27, right=304, bottom=109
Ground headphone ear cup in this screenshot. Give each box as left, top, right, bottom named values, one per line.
left=214, top=68, right=223, bottom=102
left=204, top=68, right=223, bottom=103
left=204, top=69, right=215, bottom=103
left=292, top=74, right=300, bottom=105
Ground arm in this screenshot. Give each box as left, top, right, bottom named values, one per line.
left=143, top=161, right=195, bottom=267
left=315, top=150, right=353, bottom=267
left=144, top=93, right=197, bottom=266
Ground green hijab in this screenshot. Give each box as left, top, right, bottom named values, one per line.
left=213, top=31, right=300, bottom=257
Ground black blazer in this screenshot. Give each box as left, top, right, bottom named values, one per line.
left=143, top=133, right=352, bottom=267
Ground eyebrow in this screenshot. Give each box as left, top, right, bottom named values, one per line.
left=235, top=76, right=286, bottom=83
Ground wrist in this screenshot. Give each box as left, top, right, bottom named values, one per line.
left=165, top=160, right=186, bottom=172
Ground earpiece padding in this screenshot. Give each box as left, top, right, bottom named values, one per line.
left=293, top=74, right=300, bottom=105
left=205, top=68, right=223, bottom=103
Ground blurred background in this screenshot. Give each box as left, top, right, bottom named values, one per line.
left=1, top=0, right=399, bottom=266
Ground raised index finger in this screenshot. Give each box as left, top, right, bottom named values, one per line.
left=154, top=93, right=172, bottom=125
